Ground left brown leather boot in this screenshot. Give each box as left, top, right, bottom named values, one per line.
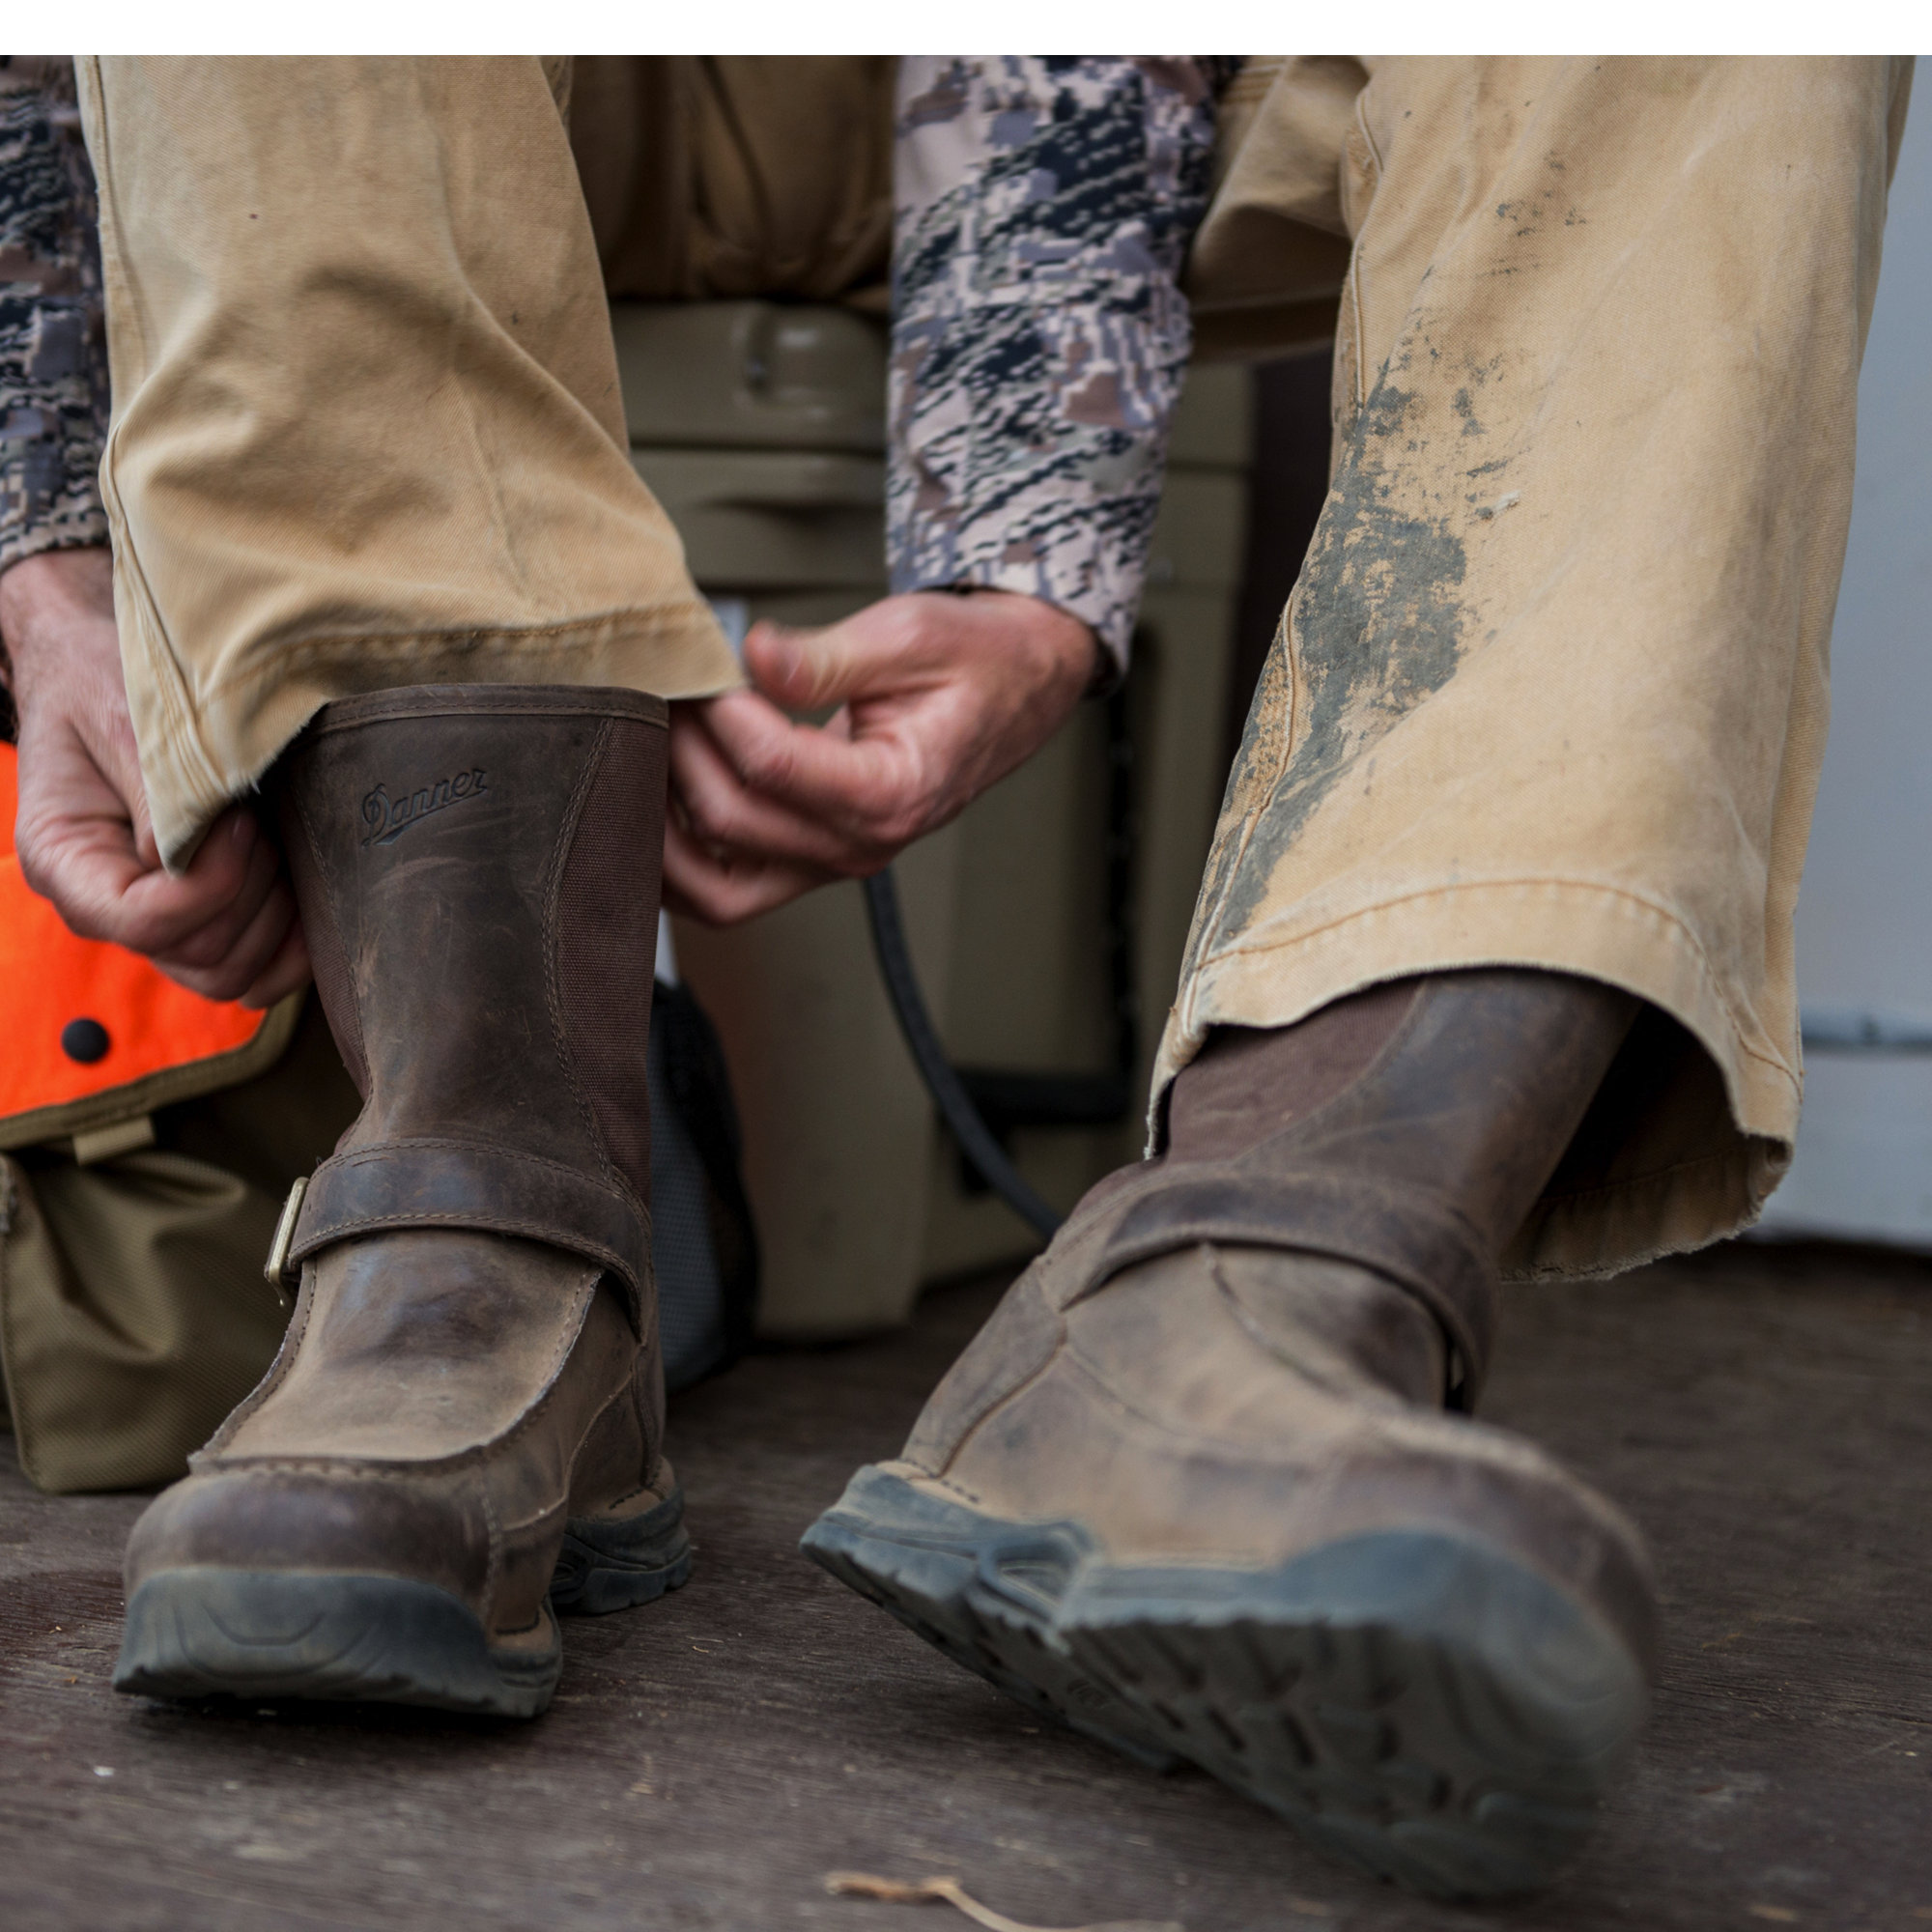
left=114, top=686, right=689, bottom=1717
left=807, top=971, right=1656, bottom=1899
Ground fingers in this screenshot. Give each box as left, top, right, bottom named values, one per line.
left=669, top=701, right=908, bottom=872
left=236, top=915, right=312, bottom=1010
left=34, top=805, right=271, bottom=961
left=668, top=592, right=1097, bottom=895
left=142, top=810, right=281, bottom=964
left=154, top=864, right=302, bottom=1004
left=12, top=665, right=261, bottom=956
left=694, top=688, right=933, bottom=839
left=101, top=708, right=164, bottom=874
left=660, top=815, right=835, bottom=925
left=5, top=546, right=312, bottom=1006
left=18, top=781, right=308, bottom=1005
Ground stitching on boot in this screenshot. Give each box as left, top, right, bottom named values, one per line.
left=315, top=1135, right=642, bottom=1183
left=907, top=1277, right=1068, bottom=1480
left=290, top=781, right=370, bottom=1093
left=1055, top=1153, right=1493, bottom=1405
left=496, top=1495, right=571, bottom=1542
left=542, top=719, right=629, bottom=1208
left=287, top=1140, right=650, bottom=1299
left=569, top=1372, right=649, bottom=1510
left=193, top=1260, right=321, bottom=1463
left=204, top=1265, right=606, bottom=1477
left=292, top=1208, right=639, bottom=1288
left=1052, top=1330, right=1491, bottom=1469
left=479, top=1474, right=502, bottom=1629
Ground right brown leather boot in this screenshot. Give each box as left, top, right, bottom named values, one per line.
left=114, top=686, right=689, bottom=1717
left=807, top=970, right=1658, bottom=1900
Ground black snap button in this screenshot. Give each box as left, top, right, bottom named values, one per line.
left=60, top=1017, right=111, bottom=1065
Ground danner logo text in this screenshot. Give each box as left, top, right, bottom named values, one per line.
left=361, top=768, right=488, bottom=845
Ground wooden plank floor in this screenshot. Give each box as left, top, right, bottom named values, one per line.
left=4, top=1239, right=1929, bottom=1930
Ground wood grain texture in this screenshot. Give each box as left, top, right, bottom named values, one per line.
left=2, top=1238, right=1929, bottom=1930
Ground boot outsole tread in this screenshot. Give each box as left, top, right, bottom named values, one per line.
left=114, top=1570, right=562, bottom=1719
left=550, top=1490, right=695, bottom=1617
left=803, top=1466, right=1646, bottom=1902
left=800, top=1476, right=1177, bottom=1769
left=114, top=1500, right=694, bottom=1717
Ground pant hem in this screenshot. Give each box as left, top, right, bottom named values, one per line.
left=140, top=603, right=739, bottom=871
left=1157, top=876, right=1800, bottom=1277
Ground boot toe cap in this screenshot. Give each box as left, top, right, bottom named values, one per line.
left=124, top=1463, right=494, bottom=1611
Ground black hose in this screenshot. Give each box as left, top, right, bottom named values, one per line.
left=863, top=868, right=1064, bottom=1240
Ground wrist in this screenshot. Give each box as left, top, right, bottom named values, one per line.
left=958, top=586, right=1104, bottom=693
left=1, top=544, right=114, bottom=634
left=0, top=545, right=115, bottom=690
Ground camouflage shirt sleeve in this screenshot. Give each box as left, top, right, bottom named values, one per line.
left=888, top=58, right=1236, bottom=673
left=0, top=57, right=109, bottom=576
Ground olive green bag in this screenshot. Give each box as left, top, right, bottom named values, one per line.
left=0, top=997, right=358, bottom=1493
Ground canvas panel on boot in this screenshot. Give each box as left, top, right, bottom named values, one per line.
left=115, top=688, right=690, bottom=1718
left=806, top=972, right=1658, bottom=1900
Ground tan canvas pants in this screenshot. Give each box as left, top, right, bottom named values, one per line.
left=74, top=57, right=742, bottom=871
left=73, top=56, right=1912, bottom=1285
left=1170, top=55, right=1914, bottom=1276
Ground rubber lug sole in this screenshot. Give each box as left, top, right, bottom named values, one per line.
left=804, top=1466, right=1647, bottom=1900
left=114, top=1492, right=695, bottom=1717
left=800, top=1466, right=1177, bottom=1769
left=551, top=1488, right=695, bottom=1616
left=113, top=1570, right=562, bottom=1718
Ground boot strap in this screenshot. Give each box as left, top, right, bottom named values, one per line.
left=288, top=1137, right=650, bottom=1314
left=1074, top=1166, right=1495, bottom=1409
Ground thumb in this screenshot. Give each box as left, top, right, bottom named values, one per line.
left=740, top=620, right=841, bottom=711
left=742, top=606, right=939, bottom=714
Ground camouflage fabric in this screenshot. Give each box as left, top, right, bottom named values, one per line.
left=888, top=58, right=1237, bottom=671
left=0, top=57, right=108, bottom=577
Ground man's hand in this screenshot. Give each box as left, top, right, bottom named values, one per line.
left=664, top=589, right=1099, bottom=924
left=2, top=547, right=309, bottom=1008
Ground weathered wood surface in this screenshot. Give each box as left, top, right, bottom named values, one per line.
left=3, top=1239, right=1929, bottom=1930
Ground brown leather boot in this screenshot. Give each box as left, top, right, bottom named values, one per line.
left=805, top=971, right=1657, bottom=1899
left=113, top=687, right=689, bottom=1717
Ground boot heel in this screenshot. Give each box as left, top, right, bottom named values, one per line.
left=551, top=1486, right=695, bottom=1615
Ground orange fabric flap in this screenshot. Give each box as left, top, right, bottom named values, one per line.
left=0, top=742, right=267, bottom=1127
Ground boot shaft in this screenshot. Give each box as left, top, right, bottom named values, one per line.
left=1036, top=971, right=1639, bottom=1410
left=1173, top=972, right=1640, bottom=1254
left=273, top=685, right=668, bottom=1215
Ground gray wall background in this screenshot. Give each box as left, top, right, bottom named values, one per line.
left=1760, top=77, right=1932, bottom=1242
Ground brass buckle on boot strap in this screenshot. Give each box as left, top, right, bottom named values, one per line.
left=263, top=1175, right=307, bottom=1308
left=1071, top=1166, right=1496, bottom=1412
left=277, top=1138, right=651, bottom=1319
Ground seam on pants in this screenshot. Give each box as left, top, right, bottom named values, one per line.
left=192, top=603, right=724, bottom=710
left=98, top=436, right=232, bottom=836
left=1534, top=1142, right=1773, bottom=1214
left=79, top=60, right=237, bottom=839
left=1180, top=589, right=1306, bottom=1045
left=1347, top=88, right=1381, bottom=410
